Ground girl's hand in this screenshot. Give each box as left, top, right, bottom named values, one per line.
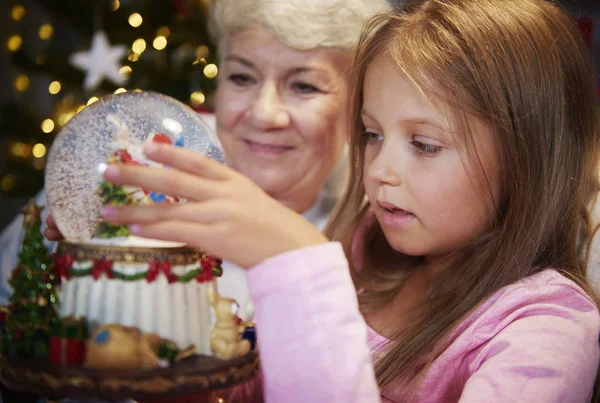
left=101, top=143, right=328, bottom=269
left=44, top=215, right=65, bottom=241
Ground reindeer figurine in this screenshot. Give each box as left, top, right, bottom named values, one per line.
left=208, top=286, right=251, bottom=360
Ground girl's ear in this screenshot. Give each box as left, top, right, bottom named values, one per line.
left=351, top=207, right=377, bottom=272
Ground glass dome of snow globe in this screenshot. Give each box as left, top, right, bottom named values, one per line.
left=45, top=91, right=224, bottom=243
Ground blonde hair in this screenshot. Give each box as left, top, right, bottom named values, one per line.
left=209, top=0, right=390, bottom=54
left=326, top=0, right=600, bottom=391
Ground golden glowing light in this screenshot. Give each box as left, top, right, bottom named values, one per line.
left=48, top=81, right=61, bottom=94
left=114, top=88, right=127, bottom=94
left=11, top=5, right=26, bottom=21
left=87, top=96, right=99, bottom=105
left=38, top=24, right=53, bottom=40
left=7, top=35, right=22, bottom=52
left=111, top=0, right=120, bottom=11
left=36, top=54, right=46, bottom=65
left=127, top=50, right=141, bottom=62
left=77, top=105, right=86, bottom=113
left=203, top=64, right=218, bottom=79
left=190, top=91, right=205, bottom=106
left=11, top=142, right=30, bottom=157
left=1, top=174, right=17, bottom=192
left=133, top=89, right=142, bottom=92
left=132, top=38, right=146, bottom=54
left=153, top=36, right=167, bottom=50
left=41, top=119, right=55, bottom=133
left=119, top=66, right=132, bottom=76
left=157, top=26, right=170, bottom=37
left=195, top=45, right=209, bottom=59
left=15, top=74, right=29, bottom=92
left=128, top=13, right=143, bottom=28
left=32, top=143, right=47, bottom=158
left=58, top=112, right=75, bottom=126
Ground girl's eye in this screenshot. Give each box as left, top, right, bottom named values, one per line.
left=292, top=81, right=320, bottom=94
left=411, top=140, right=443, bottom=156
left=228, top=74, right=254, bottom=86
left=361, top=131, right=383, bottom=144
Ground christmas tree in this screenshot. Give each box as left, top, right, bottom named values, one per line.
left=1, top=0, right=217, bottom=200
left=2, top=201, right=60, bottom=358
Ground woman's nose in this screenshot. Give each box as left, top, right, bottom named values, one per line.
left=366, top=147, right=403, bottom=187
left=249, top=82, right=290, bottom=130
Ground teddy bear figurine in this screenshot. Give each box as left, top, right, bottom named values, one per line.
left=208, top=286, right=251, bottom=360
left=84, top=324, right=164, bottom=370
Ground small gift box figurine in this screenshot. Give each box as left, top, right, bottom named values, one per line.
left=49, top=316, right=89, bottom=365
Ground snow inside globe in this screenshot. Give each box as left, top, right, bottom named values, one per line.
left=44, top=91, right=224, bottom=244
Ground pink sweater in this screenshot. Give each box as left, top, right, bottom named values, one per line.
left=227, top=242, right=600, bottom=402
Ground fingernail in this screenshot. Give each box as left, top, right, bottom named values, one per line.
left=144, top=143, right=159, bottom=155
left=103, top=165, right=118, bottom=179
left=129, top=224, right=141, bottom=234
left=101, top=206, right=117, bottom=219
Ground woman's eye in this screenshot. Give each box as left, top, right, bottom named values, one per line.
left=411, top=140, right=442, bottom=156
left=361, top=131, right=383, bottom=144
left=292, top=81, right=320, bottom=94
left=228, top=74, right=254, bottom=86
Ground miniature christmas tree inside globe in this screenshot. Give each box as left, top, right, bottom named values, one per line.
left=45, top=91, right=224, bottom=243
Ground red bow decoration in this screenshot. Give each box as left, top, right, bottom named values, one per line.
left=196, top=257, right=215, bottom=283
left=147, top=261, right=176, bottom=283
left=51, top=254, right=73, bottom=283
left=92, top=260, right=114, bottom=280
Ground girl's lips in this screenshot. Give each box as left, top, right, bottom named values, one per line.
left=244, top=139, right=295, bottom=156
left=377, top=201, right=415, bottom=229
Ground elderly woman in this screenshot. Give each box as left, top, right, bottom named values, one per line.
left=0, top=0, right=388, bottom=312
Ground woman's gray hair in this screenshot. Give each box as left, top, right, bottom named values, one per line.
left=209, top=0, right=391, bottom=54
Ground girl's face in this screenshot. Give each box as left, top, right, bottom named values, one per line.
left=362, top=55, right=501, bottom=262
left=215, top=27, right=349, bottom=213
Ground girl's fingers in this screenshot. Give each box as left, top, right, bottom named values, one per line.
left=143, top=143, right=233, bottom=181
left=103, top=164, right=221, bottom=202
left=127, top=220, right=215, bottom=251
left=102, top=201, right=231, bottom=225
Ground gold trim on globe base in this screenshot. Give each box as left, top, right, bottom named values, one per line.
left=56, top=241, right=204, bottom=265
left=0, top=352, right=259, bottom=400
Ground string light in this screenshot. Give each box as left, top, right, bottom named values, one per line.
left=58, top=112, right=75, bottom=126
left=87, top=97, right=99, bottom=105
left=1, top=174, right=17, bottom=192
left=203, top=64, right=218, bottom=79
left=48, top=81, right=61, bottom=95
left=11, top=5, right=26, bottom=21
left=157, top=26, right=170, bottom=37
left=195, top=45, right=209, bottom=59
left=7, top=35, right=22, bottom=52
left=32, top=144, right=47, bottom=158
left=132, top=38, right=146, bottom=54
left=119, top=66, right=132, bottom=77
left=190, top=91, right=206, bottom=106
left=33, top=158, right=45, bottom=170
left=153, top=36, right=167, bottom=50
left=10, top=142, right=31, bottom=158
left=111, top=0, right=120, bottom=11
left=14, top=74, right=30, bottom=92
left=128, top=13, right=143, bottom=28
left=127, top=50, right=140, bottom=62
left=41, top=119, right=55, bottom=133
left=114, top=88, right=127, bottom=94
left=38, top=24, right=53, bottom=40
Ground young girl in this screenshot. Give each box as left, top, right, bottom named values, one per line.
left=100, top=0, right=600, bottom=401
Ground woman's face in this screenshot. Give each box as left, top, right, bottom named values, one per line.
left=215, top=27, right=349, bottom=213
